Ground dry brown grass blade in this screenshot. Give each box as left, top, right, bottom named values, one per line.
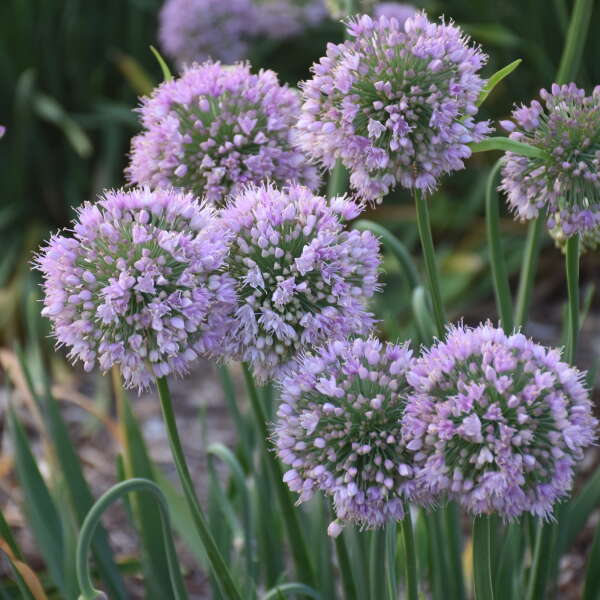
left=0, top=539, right=49, bottom=600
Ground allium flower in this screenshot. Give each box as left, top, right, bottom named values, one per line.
left=127, top=61, right=320, bottom=207
left=35, top=187, right=236, bottom=390
left=0, top=125, right=5, bottom=138
left=275, top=337, right=417, bottom=532
left=159, top=0, right=259, bottom=66
left=219, top=182, right=380, bottom=381
left=256, top=0, right=328, bottom=40
left=500, top=83, right=600, bottom=237
left=550, top=220, right=600, bottom=254
left=373, top=2, right=416, bottom=26
left=403, top=323, right=597, bottom=520
left=296, top=13, right=491, bottom=202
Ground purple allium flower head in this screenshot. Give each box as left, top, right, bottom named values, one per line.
left=159, top=0, right=259, bottom=67
left=275, top=337, right=417, bottom=532
left=0, top=125, right=5, bottom=139
left=256, top=0, right=328, bottom=40
left=218, top=182, right=380, bottom=382
left=34, top=187, right=236, bottom=390
left=373, top=2, right=416, bottom=27
left=403, top=323, right=597, bottom=520
left=296, top=12, right=492, bottom=202
left=500, top=83, right=600, bottom=238
left=127, top=61, right=320, bottom=207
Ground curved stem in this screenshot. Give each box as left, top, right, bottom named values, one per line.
left=485, top=159, right=514, bottom=333
left=335, top=532, right=358, bottom=600
left=156, top=376, right=242, bottom=600
left=414, top=190, right=446, bottom=338
left=514, top=210, right=546, bottom=330
left=565, top=235, right=580, bottom=364
left=76, top=478, right=187, bottom=600
left=241, top=364, right=316, bottom=586
left=353, top=219, right=419, bottom=290
left=473, top=516, right=494, bottom=600
left=401, top=504, right=419, bottom=600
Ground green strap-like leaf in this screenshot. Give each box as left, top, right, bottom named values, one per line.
left=7, top=406, right=67, bottom=596
left=477, top=59, right=522, bottom=107
left=470, top=137, right=548, bottom=159
left=261, top=583, right=321, bottom=600
left=150, top=45, right=173, bottom=82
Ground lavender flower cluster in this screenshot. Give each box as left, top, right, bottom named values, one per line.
left=276, top=324, right=597, bottom=531
left=403, top=323, right=597, bottom=520
left=34, top=7, right=599, bottom=538
left=296, top=13, right=492, bottom=202
left=159, top=0, right=328, bottom=67
left=218, top=183, right=379, bottom=381
left=276, top=337, right=416, bottom=531
left=127, top=61, right=320, bottom=207
left=500, top=83, right=600, bottom=239
left=35, top=188, right=236, bottom=389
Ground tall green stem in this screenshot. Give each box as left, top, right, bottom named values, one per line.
left=335, top=532, right=358, bottom=600
left=415, top=190, right=446, bottom=338
left=565, top=235, right=580, bottom=364
left=485, top=159, right=514, bottom=333
left=156, top=376, right=242, bottom=600
left=401, top=504, right=419, bottom=600
left=241, top=363, right=316, bottom=586
left=76, top=478, right=187, bottom=600
left=525, top=519, right=555, bottom=600
left=385, top=523, right=397, bottom=600
left=514, top=211, right=545, bottom=330
left=556, top=0, right=594, bottom=84
left=473, top=516, right=494, bottom=600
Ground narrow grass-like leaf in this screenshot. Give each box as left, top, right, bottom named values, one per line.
left=0, top=507, right=23, bottom=560
left=150, top=45, right=173, bottom=82
left=477, top=59, right=522, bottom=106
left=7, top=406, right=66, bottom=596
left=207, top=443, right=256, bottom=584
left=470, top=137, right=548, bottom=159
left=0, top=545, right=37, bottom=600
left=261, top=583, right=321, bottom=600
left=32, top=93, right=92, bottom=158
left=559, top=466, right=600, bottom=552
left=154, top=468, right=209, bottom=568
left=15, top=344, right=127, bottom=600
left=583, top=520, right=600, bottom=600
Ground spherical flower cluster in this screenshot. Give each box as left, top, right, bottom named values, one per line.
left=256, top=0, right=328, bottom=40
left=296, top=13, right=491, bottom=202
left=0, top=125, right=5, bottom=138
left=159, top=0, right=259, bottom=67
left=403, top=323, right=597, bottom=520
left=500, top=83, right=600, bottom=237
left=275, top=337, right=417, bottom=533
left=35, top=188, right=236, bottom=390
left=127, top=61, right=320, bottom=207
left=218, top=183, right=380, bottom=382
left=550, top=221, right=600, bottom=254
left=373, top=2, right=416, bottom=26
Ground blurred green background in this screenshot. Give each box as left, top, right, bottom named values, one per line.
left=0, top=0, right=599, bottom=346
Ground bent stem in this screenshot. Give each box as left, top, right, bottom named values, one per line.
left=485, top=159, right=514, bottom=333
left=414, top=190, right=446, bottom=338
left=401, top=504, right=419, bottom=600
left=76, top=478, right=187, bottom=600
left=241, top=363, right=316, bottom=586
left=156, top=376, right=242, bottom=600
left=473, top=516, right=494, bottom=600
